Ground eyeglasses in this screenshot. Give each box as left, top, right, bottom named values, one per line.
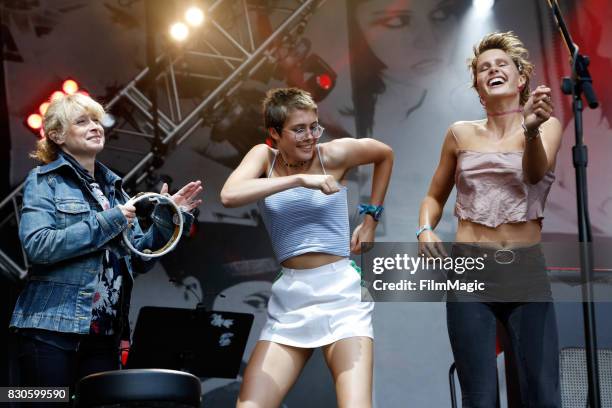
left=282, top=124, right=325, bottom=143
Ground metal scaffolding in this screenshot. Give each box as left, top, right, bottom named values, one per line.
left=0, top=0, right=325, bottom=280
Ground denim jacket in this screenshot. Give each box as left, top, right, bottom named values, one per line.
left=10, top=154, right=193, bottom=334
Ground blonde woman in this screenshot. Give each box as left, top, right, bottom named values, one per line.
left=11, top=93, right=202, bottom=393
left=418, top=32, right=562, bottom=407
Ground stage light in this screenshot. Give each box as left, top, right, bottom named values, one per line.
left=27, top=113, right=43, bottom=130
left=473, top=0, right=494, bottom=16
left=316, top=73, right=333, bottom=91
left=101, top=113, right=116, bottom=128
left=208, top=91, right=269, bottom=167
left=185, top=7, right=204, bottom=27
left=25, top=78, right=91, bottom=136
left=50, top=91, right=64, bottom=101
left=169, top=22, right=189, bottom=42
left=301, top=54, right=337, bottom=102
left=39, top=102, right=50, bottom=115
left=62, top=79, right=79, bottom=95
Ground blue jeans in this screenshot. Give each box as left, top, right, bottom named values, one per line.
left=446, top=301, right=561, bottom=408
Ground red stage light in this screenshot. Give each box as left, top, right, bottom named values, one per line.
left=316, top=73, right=333, bottom=90
left=62, top=79, right=79, bottom=95
left=27, top=114, right=43, bottom=130
left=39, top=102, right=50, bottom=115
left=26, top=79, right=89, bottom=135
left=50, top=91, right=64, bottom=101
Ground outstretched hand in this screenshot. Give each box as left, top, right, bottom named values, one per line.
left=162, top=180, right=203, bottom=212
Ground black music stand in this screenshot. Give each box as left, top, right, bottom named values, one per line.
left=127, top=306, right=254, bottom=379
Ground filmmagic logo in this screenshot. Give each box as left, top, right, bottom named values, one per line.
left=371, top=279, right=486, bottom=293
left=371, top=253, right=486, bottom=275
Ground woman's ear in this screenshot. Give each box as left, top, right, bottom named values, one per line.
left=518, top=75, right=526, bottom=91
left=47, top=130, right=64, bottom=145
left=269, top=127, right=281, bottom=143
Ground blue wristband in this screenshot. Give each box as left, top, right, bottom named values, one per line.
left=358, top=204, right=384, bottom=222
left=416, top=224, right=432, bottom=238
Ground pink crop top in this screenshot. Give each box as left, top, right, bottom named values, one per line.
left=454, top=150, right=555, bottom=228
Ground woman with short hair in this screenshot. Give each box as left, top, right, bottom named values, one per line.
left=222, top=87, right=393, bottom=408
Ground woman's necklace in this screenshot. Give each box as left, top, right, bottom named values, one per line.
left=279, top=153, right=308, bottom=168
left=486, top=107, right=523, bottom=117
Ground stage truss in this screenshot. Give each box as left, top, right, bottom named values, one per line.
left=0, top=0, right=327, bottom=280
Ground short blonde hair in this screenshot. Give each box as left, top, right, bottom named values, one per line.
left=31, top=93, right=106, bottom=164
left=262, top=88, right=317, bottom=132
left=469, top=31, right=534, bottom=106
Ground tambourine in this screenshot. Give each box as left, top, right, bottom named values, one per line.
left=122, top=192, right=183, bottom=259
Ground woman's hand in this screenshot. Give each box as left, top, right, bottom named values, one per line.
left=118, top=204, right=136, bottom=224
left=162, top=180, right=203, bottom=212
left=351, top=217, right=377, bottom=254
left=523, top=85, right=554, bottom=131
left=299, top=174, right=340, bottom=195
left=418, top=229, right=448, bottom=258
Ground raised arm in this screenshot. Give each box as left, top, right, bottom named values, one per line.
left=522, top=86, right=563, bottom=184
left=324, top=137, right=394, bottom=253
left=330, top=137, right=393, bottom=204
left=222, top=144, right=323, bottom=208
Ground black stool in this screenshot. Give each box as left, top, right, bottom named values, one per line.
left=75, top=368, right=201, bottom=407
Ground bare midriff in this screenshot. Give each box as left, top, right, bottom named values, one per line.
left=281, top=252, right=345, bottom=269
left=455, top=218, right=541, bottom=248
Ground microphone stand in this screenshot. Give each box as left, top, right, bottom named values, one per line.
left=547, top=1, right=601, bottom=406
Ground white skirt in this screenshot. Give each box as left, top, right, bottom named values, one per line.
left=260, top=258, right=374, bottom=348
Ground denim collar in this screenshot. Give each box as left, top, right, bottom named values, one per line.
left=38, top=152, right=123, bottom=189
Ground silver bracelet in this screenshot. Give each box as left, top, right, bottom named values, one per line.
left=522, top=123, right=541, bottom=142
